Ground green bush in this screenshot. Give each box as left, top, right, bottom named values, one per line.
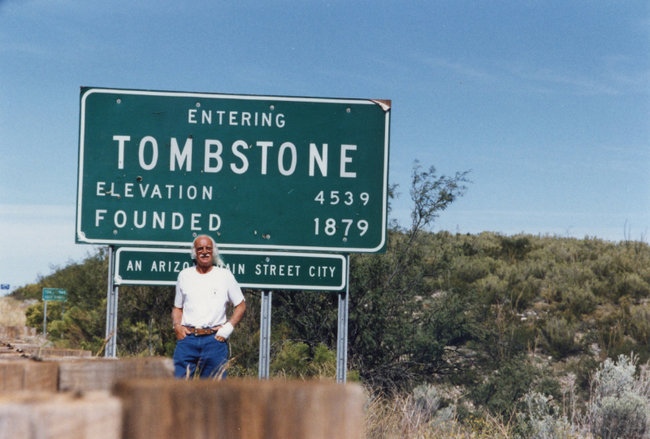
left=310, top=343, right=336, bottom=376
left=564, top=286, right=597, bottom=317
left=270, top=341, right=336, bottom=378
left=471, top=356, right=538, bottom=418
left=541, top=317, right=581, bottom=359
left=615, top=273, right=650, bottom=301
left=499, top=235, right=532, bottom=262
left=271, top=340, right=310, bottom=377
left=628, top=303, right=650, bottom=351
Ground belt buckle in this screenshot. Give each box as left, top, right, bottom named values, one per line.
left=193, top=327, right=212, bottom=336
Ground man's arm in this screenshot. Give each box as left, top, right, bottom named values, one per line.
left=229, top=300, right=246, bottom=328
left=172, top=306, right=188, bottom=340
left=215, top=301, right=246, bottom=341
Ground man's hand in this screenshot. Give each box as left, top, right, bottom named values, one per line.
left=174, top=324, right=189, bottom=340
left=171, top=307, right=187, bottom=340
left=214, top=322, right=234, bottom=342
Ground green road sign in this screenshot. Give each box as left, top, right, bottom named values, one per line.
left=42, top=288, right=67, bottom=301
left=114, top=248, right=347, bottom=291
left=77, top=87, right=390, bottom=253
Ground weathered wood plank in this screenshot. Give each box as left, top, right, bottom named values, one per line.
left=0, top=391, right=121, bottom=439
left=113, top=378, right=365, bottom=439
left=0, top=361, right=58, bottom=391
left=0, top=326, right=37, bottom=339
left=18, top=346, right=92, bottom=358
left=57, top=357, right=174, bottom=391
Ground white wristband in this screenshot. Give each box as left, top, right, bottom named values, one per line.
left=216, top=322, right=234, bottom=339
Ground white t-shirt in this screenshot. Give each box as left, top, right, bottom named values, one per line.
left=174, top=266, right=245, bottom=328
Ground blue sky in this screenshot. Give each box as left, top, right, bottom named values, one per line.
left=1, top=0, right=648, bottom=291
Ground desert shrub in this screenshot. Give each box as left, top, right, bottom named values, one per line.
left=523, top=258, right=549, bottom=281
left=365, top=391, right=458, bottom=439
left=451, top=257, right=492, bottom=285
left=563, top=286, right=597, bottom=317
left=592, top=305, right=627, bottom=358
left=364, top=387, right=509, bottom=439
left=475, top=273, right=508, bottom=305
left=309, top=343, right=336, bottom=376
left=118, top=320, right=163, bottom=356
left=630, top=303, right=650, bottom=352
left=500, top=235, right=533, bottom=262
left=270, top=341, right=336, bottom=378
left=411, top=383, right=443, bottom=420
left=541, top=317, right=581, bottom=359
left=587, top=354, right=649, bottom=439
left=471, top=355, right=539, bottom=418
left=495, top=262, right=543, bottom=311
left=615, top=272, right=650, bottom=301
left=270, top=340, right=310, bottom=376
left=515, top=391, right=574, bottom=439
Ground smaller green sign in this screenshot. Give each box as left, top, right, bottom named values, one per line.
left=114, top=248, right=346, bottom=291
left=42, top=288, right=68, bottom=302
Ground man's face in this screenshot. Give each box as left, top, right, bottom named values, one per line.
left=194, top=237, right=214, bottom=269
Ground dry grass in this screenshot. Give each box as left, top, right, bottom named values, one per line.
left=0, top=296, right=29, bottom=326
left=364, top=392, right=513, bottom=439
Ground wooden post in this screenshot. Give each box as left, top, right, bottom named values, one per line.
left=0, top=361, right=58, bottom=392
left=57, top=357, right=173, bottom=392
left=113, top=378, right=366, bottom=439
left=0, top=391, right=121, bottom=439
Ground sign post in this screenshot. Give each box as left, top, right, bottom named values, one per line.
left=42, top=288, right=67, bottom=336
left=259, top=291, right=272, bottom=379
left=336, top=256, right=351, bottom=383
left=104, top=246, right=118, bottom=357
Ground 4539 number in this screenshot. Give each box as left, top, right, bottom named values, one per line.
left=314, top=190, right=370, bottom=206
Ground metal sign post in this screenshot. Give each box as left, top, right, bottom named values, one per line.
left=43, top=300, right=47, bottom=336
left=104, top=246, right=119, bottom=357
left=42, top=288, right=68, bottom=337
left=258, top=291, right=272, bottom=379
left=336, top=256, right=351, bottom=383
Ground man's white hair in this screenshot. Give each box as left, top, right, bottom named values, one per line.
left=191, top=235, right=225, bottom=266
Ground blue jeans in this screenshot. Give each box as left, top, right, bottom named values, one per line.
left=173, top=334, right=229, bottom=379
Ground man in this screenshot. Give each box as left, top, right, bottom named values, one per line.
left=172, top=235, right=246, bottom=378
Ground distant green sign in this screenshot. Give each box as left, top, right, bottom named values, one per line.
left=114, top=248, right=346, bottom=291
left=42, top=288, right=67, bottom=302
left=76, top=87, right=390, bottom=253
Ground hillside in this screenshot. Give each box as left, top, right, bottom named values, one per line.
left=9, top=231, right=650, bottom=437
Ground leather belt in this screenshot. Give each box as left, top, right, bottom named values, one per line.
left=188, top=327, right=216, bottom=336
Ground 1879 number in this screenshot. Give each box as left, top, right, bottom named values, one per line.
left=314, top=218, right=369, bottom=237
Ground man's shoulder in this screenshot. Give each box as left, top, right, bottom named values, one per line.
left=179, top=265, right=195, bottom=273
left=177, top=265, right=197, bottom=280
left=210, top=266, right=235, bottom=278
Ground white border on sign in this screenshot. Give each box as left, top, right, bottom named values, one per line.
left=76, top=87, right=389, bottom=253
left=113, top=247, right=347, bottom=291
